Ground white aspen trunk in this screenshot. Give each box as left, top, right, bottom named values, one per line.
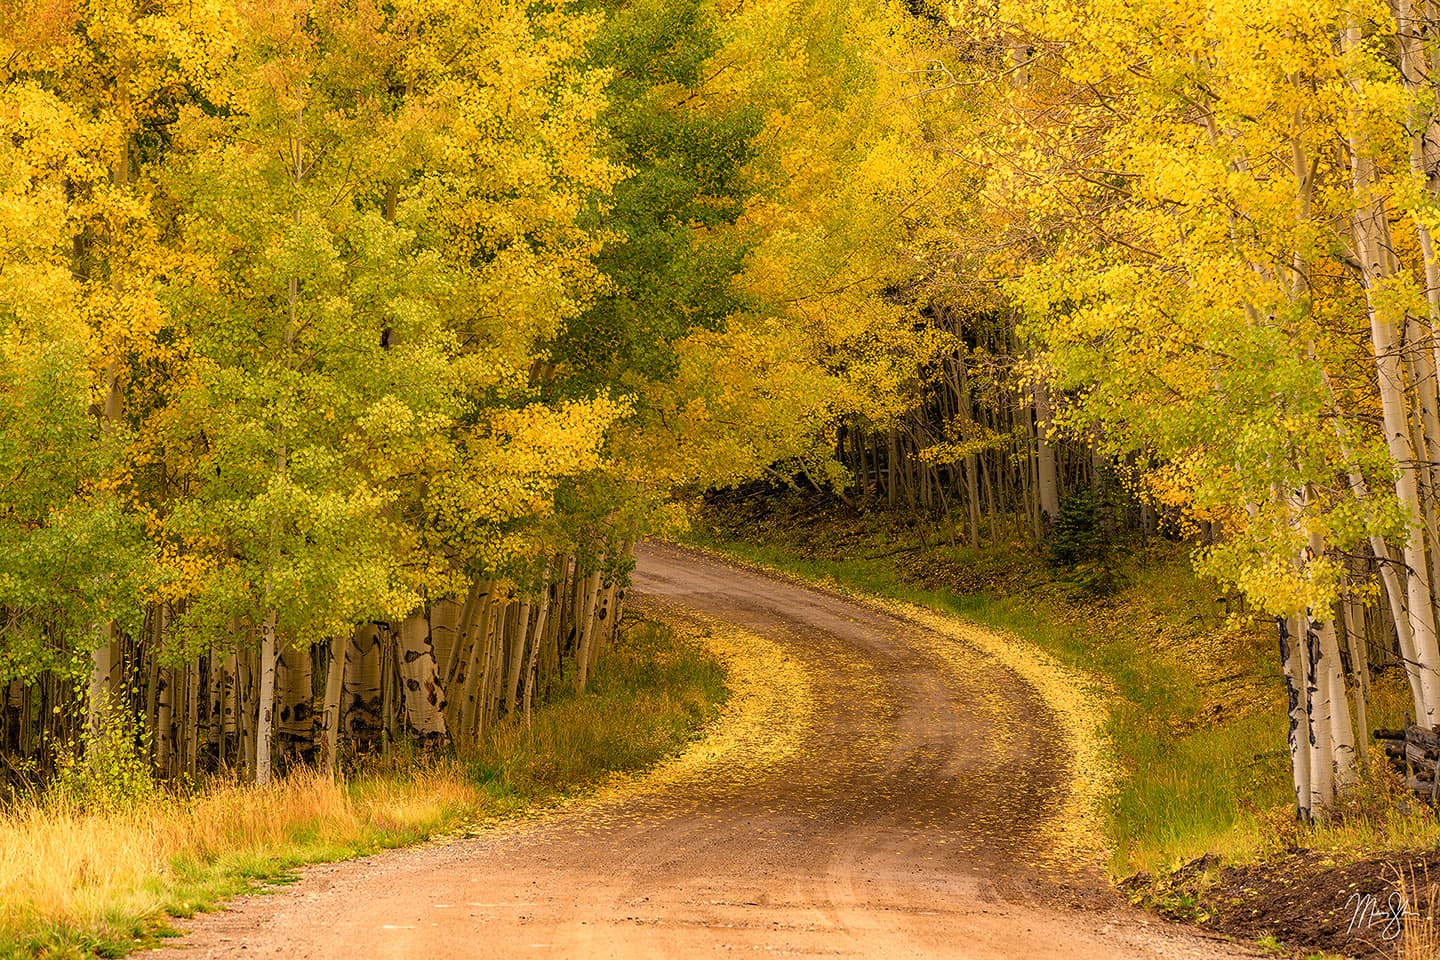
left=143, top=615, right=159, bottom=766
left=343, top=624, right=384, bottom=748
left=275, top=644, right=314, bottom=749
left=542, top=556, right=572, bottom=695
left=498, top=604, right=521, bottom=716
left=1401, top=323, right=1440, bottom=605
left=476, top=605, right=507, bottom=734
left=572, top=572, right=603, bottom=694
left=86, top=629, right=119, bottom=739
left=154, top=666, right=173, bottom=777
left=1392, top=0, right=1440, bottom=357
left=1343, top=594, right=1372, bottom=760
left=1326, top=647, right=1358, bottom=790
left=221, top=650, right=238, bottom=767
left=1312, top=602, right=1358, bottom=793
left=379, top=626, right=397, bottom=751
left=504, top=601, right=531, bottom=716
left=239, top=645, right=257, bottom=777
left=256, top=610, right=277, bottom=785
left=1324, top=371, right=1427, bottom=714
left=206, top=645, right=223, bottom=758
left=184, top=659, right=200, bottom=776
left=1364, top=289, right=1440, bottom=725
left=319, top=636, right=345, bottom=774
left=427, top=598, right=461, bottom=697
left=1295, top=474, right=1359, bottom=802
left=1304, top=613, right=1336, bottom=810
left=523, top=578, right=552, bottom=727
left=396, top=612, right=447, bottom=741
left=1345, top=46, right=1440, bottom=724
left=1279, top=615, right=1313, bottom=819
left=443, top=581, right=490, bottom=733
left=589, top=581, right=616, bottom=677
left=442, top=584, right=480, bottom=688
left=458, top=594, right=497, bottom=742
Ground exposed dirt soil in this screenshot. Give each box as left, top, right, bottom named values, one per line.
left=142, top=543, right=1260, bottom=959
left=1129, top=849, right=1440, bottom=959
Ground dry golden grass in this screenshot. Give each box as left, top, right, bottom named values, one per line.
left=0, top=765, right=481, bottom=958
left=1389, top=863, right=1440, bottom=960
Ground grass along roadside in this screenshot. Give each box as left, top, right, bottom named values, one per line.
left=687, top=498, right=1431, bottom=877
left=0, top=617, right=726, bottom=960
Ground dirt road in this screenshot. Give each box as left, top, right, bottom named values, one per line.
left=146, top=543, right=1256, bottom=959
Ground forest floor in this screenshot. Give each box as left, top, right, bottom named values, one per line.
left=133, top=542, right=1259, bottom=959
left=0, top=619, right=725, bottom=960
left=690, top=491, right=1440, bottom=960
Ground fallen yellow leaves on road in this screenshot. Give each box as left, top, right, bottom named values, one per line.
left=881, top=599, right=1117, bottom=870
left=599, top=598, right=816, bottom=797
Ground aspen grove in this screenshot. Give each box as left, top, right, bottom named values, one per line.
left=0, top=0, right=939, bottom=788
left=884, top=0, right=1440, bottom=820
left=10, top=0, right=1440, bottom=829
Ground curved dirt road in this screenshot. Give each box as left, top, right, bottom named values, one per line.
left=147, top=543, right=1256, bottom=959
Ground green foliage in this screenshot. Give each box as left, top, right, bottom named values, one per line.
left=1044, top=487, right=1109, bottom=566
left=554, top=0, right=760, bottom=391
left=1043, top=479, right=1128, bottom=595
left=52, top=700, right=155, bottom=814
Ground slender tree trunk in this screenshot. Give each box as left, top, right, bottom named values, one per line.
left=379, top=627, right=398, bottom=752
left=1326, top=376, right=1427, bottom=716
left=275, top=644, right=314, bottom=760
left=206, top=645, right=224, bottom=762
left=86, top=628, right=119, bottom=739
left=1346, top=49, right=1440, bottom=724
left=523, top=576, right=552, bottom=726
left=444, top=581, right=491, bottom=733
left=458, top=594, right=497, bottom=743
left=155, top=665, right=173, bottom=777
left=184, top=659, right=200, bottom=776
left=239, top=644, right=257, bottom=777
left=427, top=597, right=462, bottom=697
left=572, top=572, right=602, bottom=694
left=1310, top=608, right=1357, bottom=798
left=256, top=610, right=277, bottom=786
left=1343, top=593, right=1372, bottom=760
left=343, top=624, right=383, bottom=750
left=504, top=601, right=531, bottom=716
left=1279, top=615, right=1314, bottom=819
left=319, top=635, right=345, bottom=775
